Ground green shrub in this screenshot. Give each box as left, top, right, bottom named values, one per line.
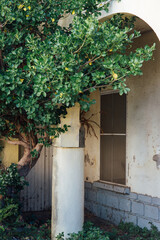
left=0, top=163, right=28, bottom=223
left=0, top=163, right=28, bottom=198
left=56, top=222, right=110, bottom=240
left=56, top=221, right=160, bottom=240
left=0, top=221, right=51, bottom=240
left=0, top=203, right=19, bottom=222
left=118, top=221, right=160, bottom=240
left=0, top=163, right=52, bottom=239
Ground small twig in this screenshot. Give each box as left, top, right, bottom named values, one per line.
left=74, top=35, right=87, bottom=54
left=0, top=20, right=8, bottom=28
left=77, top=54, right=102, bottom=73
left=83, top=75, right=112, bottom=92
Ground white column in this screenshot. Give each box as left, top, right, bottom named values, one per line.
left=52, top=104, right=84, bottom=239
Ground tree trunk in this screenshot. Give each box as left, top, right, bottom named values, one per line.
left=6, top=139, right=44, bottom=177
left=17, top=143, right=43, bottom=177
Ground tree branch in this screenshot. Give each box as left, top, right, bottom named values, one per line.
left=74, top=35, right=87, bottom=54
left=7, top=140, right=29, bottom=149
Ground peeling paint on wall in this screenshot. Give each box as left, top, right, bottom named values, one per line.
left=85, top=154, right=96, bottom=166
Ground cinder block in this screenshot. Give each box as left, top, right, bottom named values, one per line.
left=87, top=189, right=97, bottom=202
left=138, top=217, right=152, bottom=229
left=85, top=181, right=92, bottom=189
left=92, top=186, right=98, bottom=192
left=138, top=217, right=160, bottom=231
left=106, top=195, right=119, bottom=209
left=152, top=197, right=160, bottom=206
left=132, top=201, right=144, bottom=216
left=129, top=192, right=138, bottom=200
left=99, top=205, right=107, bottom=220
left=93, top=181, right=114, bottom=191
left=159, top=208, right=160, bottom=221
left=112, top=209, right=125, bottom=225
left=138, top=194, right=152, bottom=204
left=113, top=185, right=123, bottom=193
left=85, top=189, right=88, bottom=200
left=119, top=198, right=131, bottom=212
left=145, top=205, right=158, bottom=220
left=151, top=221, right=160, bottom=231
left=100, top=206, right=113, bottom=221
left=84, top=201, right=93, bottom=212
left=124, top=212, right=137, bottom=225
left=92, top=203, right=101, bottom=217
left=113, top=185, right=130, bottom=195
left=97, top=190, right=107, bottom=205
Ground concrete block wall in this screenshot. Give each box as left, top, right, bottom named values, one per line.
left=85, top=182, right=160, bottom=230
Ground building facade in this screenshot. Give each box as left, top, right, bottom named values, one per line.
left=84, top=0, right=160, bottom=230
left=1, top=0, right=160, bottom=237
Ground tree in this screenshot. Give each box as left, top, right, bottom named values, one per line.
left=0, top=0, right=155, bottom=176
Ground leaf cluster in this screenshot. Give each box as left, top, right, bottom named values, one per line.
left=0, top=0, right=155, bottom=150
left=0, top=163, right=28, bottom=198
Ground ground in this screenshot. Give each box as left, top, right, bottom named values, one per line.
left=2, top=210, right=160, bottom=239
left=85, top=209, right=160, bottom=239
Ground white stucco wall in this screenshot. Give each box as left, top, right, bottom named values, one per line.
left=85, top=0, right=160, bottom=198
left=126, top=30, right=160, bottom=197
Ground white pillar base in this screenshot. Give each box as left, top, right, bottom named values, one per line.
left=52, top=147, right=84, bottom=239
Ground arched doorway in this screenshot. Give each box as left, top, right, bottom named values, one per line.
left=85, top=9, right=160, bottom=229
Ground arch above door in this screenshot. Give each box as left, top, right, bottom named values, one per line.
left=99, top=0, right=160, bottom=40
